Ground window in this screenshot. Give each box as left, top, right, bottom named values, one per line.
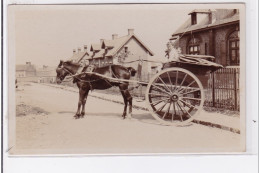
left=191, top=13, right=197, bottom=25
left=188, top=37, right=200, bottom=55
left=124, top=46, right=128, bottom=53
left=227, top=30, right=240, bottom=66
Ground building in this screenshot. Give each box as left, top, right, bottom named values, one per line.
left=36, top=65, right=57, bottom=83
left=86, top=29, right=154, bottom=74
left=170, top=9, right=240, bottom=67
left=68, top=45, right=90, bottom=65
left=16, top=62, right=38, bottom=82
left=16, top=62, right=36, bottom=77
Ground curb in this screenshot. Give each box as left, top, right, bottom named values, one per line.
left=42, top=83, right=240, bottom=134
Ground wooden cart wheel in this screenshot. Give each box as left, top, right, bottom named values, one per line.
left=145, top=67, right=205, bottom=126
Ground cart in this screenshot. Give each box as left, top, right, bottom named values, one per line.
left=84, top=54, right=222, bottom=126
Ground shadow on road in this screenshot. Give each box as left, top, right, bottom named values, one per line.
left=58, top=111, right=159, bottom=123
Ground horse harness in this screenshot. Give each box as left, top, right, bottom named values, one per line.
left=61, top=65, right=132, bottom=92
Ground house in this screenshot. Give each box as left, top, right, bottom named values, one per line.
left=87, top=29, right=154, bottom=74
left=36, top=65, right=57, bottom=83
left=170, top=9, right=240, bottom=67
left=68, top=45, right=90, bottom=65
left=16, top=62, right=37, bottom=82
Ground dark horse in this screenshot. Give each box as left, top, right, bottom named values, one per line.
left=56, top=60, right=136, bottom=119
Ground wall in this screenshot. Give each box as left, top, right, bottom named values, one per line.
left=214, top=24, right=238, bottom=66
left=16, top=76, right=38, bottom=82
left=16, top=71, right=26, bottom=77
left=177, top=23, right=239, bottom=67
left=178, top=31, right=209, bottom=56
left=117, top=37, right=151, bottom=74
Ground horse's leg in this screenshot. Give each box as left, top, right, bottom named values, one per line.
left=119, top=84, right=128, bottom=119
left=125, top=89, right=133, bottom=119
left=74, top=88, right=85, bottom=119
left=80, top=89, right=90, bottom=118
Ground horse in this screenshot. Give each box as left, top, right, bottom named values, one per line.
left=56, top=60, right=137, bottom=119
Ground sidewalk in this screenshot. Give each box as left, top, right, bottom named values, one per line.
left=42, top=83, right=240, bottom=134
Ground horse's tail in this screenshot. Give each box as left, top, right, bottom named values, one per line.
left=127, top=67, right=136, bottom=77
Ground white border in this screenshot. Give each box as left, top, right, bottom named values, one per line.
left=2, top=0, right=258, bottom=173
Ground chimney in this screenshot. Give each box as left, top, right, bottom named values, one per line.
left=112, top=34, right=118, bottom=40
left=100, top=39, right=104, bottom=44
left=78, top=47, right=81, bottom=52
left=73, top=49, right=76, bottom=54
left=83, top=45, right=88, bottom=51
left=128, top=29, right=134, bottom=35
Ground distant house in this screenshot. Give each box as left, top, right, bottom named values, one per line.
left=36, top=65, right=57, bottom=83
left=68, top=45, right=90, bottom=65
left=16, top=62, right=36, bottom=77
left=87, top=29, right=154, bottom=73
left=170, top=9, right=240, bottom=67
left=16, top=62, right=37, bottom=82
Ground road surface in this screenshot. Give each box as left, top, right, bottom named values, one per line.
left=12, top=82, right=243, bottom=154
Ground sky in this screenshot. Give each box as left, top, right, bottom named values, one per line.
left=10, top=4, right=193, bottom=67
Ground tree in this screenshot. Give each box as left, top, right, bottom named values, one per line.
left=114, top=48, right=132, bottom=64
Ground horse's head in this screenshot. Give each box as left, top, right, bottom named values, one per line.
left=56, top=60, right=70, bottom=84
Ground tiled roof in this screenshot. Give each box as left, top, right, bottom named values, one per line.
left=16, top=64, right=36, bottom=71
left=68, top=51, right=89, bottom=63
left=171, top=9, right=239, bottom=37
left=92, top=49, right=106, bottom=59
left=101, top=34, right=154, bottom=57
left=102, top=35, right=131, bottom=57
left=90, top=44, right=101, bottom=51
left=88, top=32, right=154, bottom=60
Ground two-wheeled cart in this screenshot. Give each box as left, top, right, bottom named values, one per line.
left=84, top=54, right=222, bottom=126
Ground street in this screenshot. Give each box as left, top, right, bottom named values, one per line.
left=13, top=82, right=242, bottom=154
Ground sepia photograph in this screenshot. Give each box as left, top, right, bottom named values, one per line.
left=8, top=3, right=246, bottom=155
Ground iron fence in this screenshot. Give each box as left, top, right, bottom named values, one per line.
left=204, top=68, right=240, bottom=111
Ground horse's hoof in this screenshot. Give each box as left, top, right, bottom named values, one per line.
left=128, top=115, right=132, bottom=119
left=74, top=115, right=80, bottom=119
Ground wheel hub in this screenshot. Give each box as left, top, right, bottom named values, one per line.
left=171, top=94, right=179, bottom=102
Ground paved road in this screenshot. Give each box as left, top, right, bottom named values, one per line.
left=13, top=82, right=243, bottom=154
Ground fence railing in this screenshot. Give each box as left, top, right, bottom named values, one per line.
left=204, top=68, right=240, bottom=111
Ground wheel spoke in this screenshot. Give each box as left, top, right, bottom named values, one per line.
left=174, top=70, right=178, bottom=91
left=157, top=76, right=172, bottom=94
left=151, top=84, right=172, bottom=96
left=162, top=101, right=172, bottom=119
left=181, top=88, right=201, bottom=95
left=150, top=94, right=169, bottom=98
left=166, top=72, right=173, bottom=92
left=176, top=74, right=187, bottom=91
left=176, top=102, right=184, bottom=121
left=177, top=101, right=192, bottom=118
left=171, top=102, right=176, bottom=122
left=182, top=97, right=201, bottom=101
left=150, top=98, right=169, bottom=106
left=179, top=99, right=198, bottom=109
left=149, top=93, right=169, bottom=97
left=155, top=101, right=169, bottom=113
left=179, top=81, right=196, bottom=93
